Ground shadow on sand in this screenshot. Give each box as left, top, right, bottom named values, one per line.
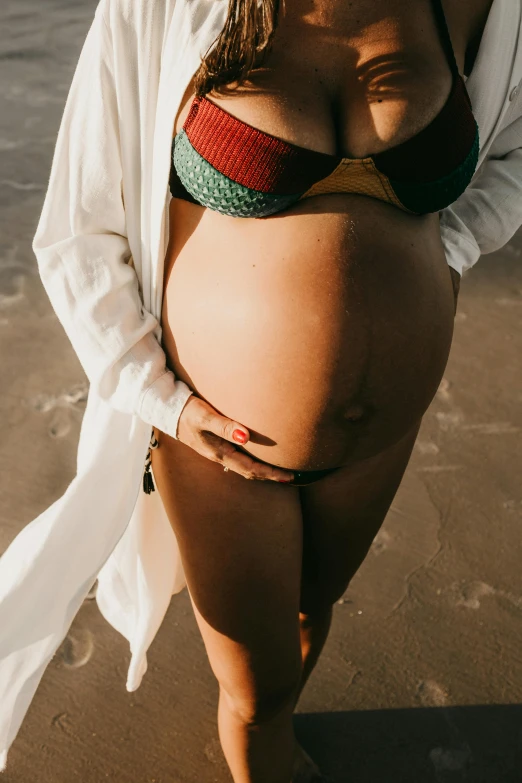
left=294, top=704, right=522, bottom=782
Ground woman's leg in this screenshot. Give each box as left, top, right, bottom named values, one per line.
left=291, top=418, right=423, bottom=715
left=286, top=423, right=421, bottom=779
left=297, top=418, right=422, bottom=613
left=151, top=430, right=305, bottom=783
left=296, top=606, right=334, bottom=706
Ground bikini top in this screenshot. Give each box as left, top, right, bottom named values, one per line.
left=169, top=0, right=479, bottom=218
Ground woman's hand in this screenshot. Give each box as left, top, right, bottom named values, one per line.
left=176, top=395, right=295, bottom=482
left=449, top=267, right=461, bottom=315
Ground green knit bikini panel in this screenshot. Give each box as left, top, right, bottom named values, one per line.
left=173, top=130, right=302, bottom=218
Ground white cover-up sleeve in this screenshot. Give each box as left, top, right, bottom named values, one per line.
left=439, top=113, right=522, bottom=276
left=32, top=0, right=193, bottom=439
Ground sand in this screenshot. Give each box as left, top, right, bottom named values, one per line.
left=1, top=2, right=522, bottom=781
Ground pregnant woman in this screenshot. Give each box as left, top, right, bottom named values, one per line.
left=152, top=1, right=474, bottom=780
left=2, top=0, right=522, bottom=780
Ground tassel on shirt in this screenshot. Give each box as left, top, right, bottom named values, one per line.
left=143, top=429, right=159, bottom=494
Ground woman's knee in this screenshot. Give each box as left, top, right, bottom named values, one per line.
left=219, top=671, right=302, bottom=727
left=212, top=633, right=303, bottom=727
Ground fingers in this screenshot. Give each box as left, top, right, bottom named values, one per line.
left=225, top=448, right=295, bottom=483
left=177, top=395, right=295, bottom=483
left=200, top=430, right=295, bottom=483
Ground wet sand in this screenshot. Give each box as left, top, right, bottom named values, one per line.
left=1, top=2, right=522, bottom=781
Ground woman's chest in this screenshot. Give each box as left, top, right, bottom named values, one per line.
left=172, top=0, right=490, bottom=161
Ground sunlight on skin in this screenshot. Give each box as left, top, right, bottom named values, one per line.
left=245, top=10, right=454, bottom=155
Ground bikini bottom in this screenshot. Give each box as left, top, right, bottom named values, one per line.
left=234, top=445, right=343, bottom=486
left=283, top=466, right=342, bottom=486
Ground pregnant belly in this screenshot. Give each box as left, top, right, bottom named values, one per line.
left=161, top=194, right=455, bottom=470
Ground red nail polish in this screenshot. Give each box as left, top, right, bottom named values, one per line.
left=278, top=479, right=291, bottom=483
left=233, top=429, right=247, bottom=444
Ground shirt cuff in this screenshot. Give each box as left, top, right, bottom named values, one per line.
left=439, top=222, right=481, bottom=277
left=138, top=371, right=194, bottom=439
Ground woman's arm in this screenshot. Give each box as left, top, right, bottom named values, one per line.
left=439, top=113, right=522, bottom=277
left=32, top=0, right=193, bottom=439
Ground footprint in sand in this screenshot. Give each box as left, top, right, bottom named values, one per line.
left=370, top=528, right=392, bottom=555
left=415, top=440, right=440, bottom=455
left=453, top=580, right=495, bottom=610
left=450, top=580, right=522, bottom=611
left=29, top=383, right=88, bottom=414
left=58, top=628, right=94, bottom=669
left=204, top=738, right=228, bottom=769
left=429, top=745, right=472, bottom=773
left=0, top=272, right=25, bottom=309
left=435, top=411, right=464, bottom=431
left=417, top=679, right=449, bottom=707
left=436, top=377, right=452, bottom=402
left=503, top=242, right=522, bottom=258
left=51, top=712, right=74, bottom=736
left=27, top=383, right=88, bottom=437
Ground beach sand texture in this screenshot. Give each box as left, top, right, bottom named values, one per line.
left=1, top=1, right=522, bottom=781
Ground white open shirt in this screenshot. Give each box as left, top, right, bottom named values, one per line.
left=1, top=0, right=521, bottom=769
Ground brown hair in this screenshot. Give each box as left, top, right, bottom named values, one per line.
left=193, top=0, right=282, bottom=97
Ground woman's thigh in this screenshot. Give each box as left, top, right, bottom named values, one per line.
left=150, top=429, right=304, bottom=714
left=297, top=418, right=422, bottom=615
